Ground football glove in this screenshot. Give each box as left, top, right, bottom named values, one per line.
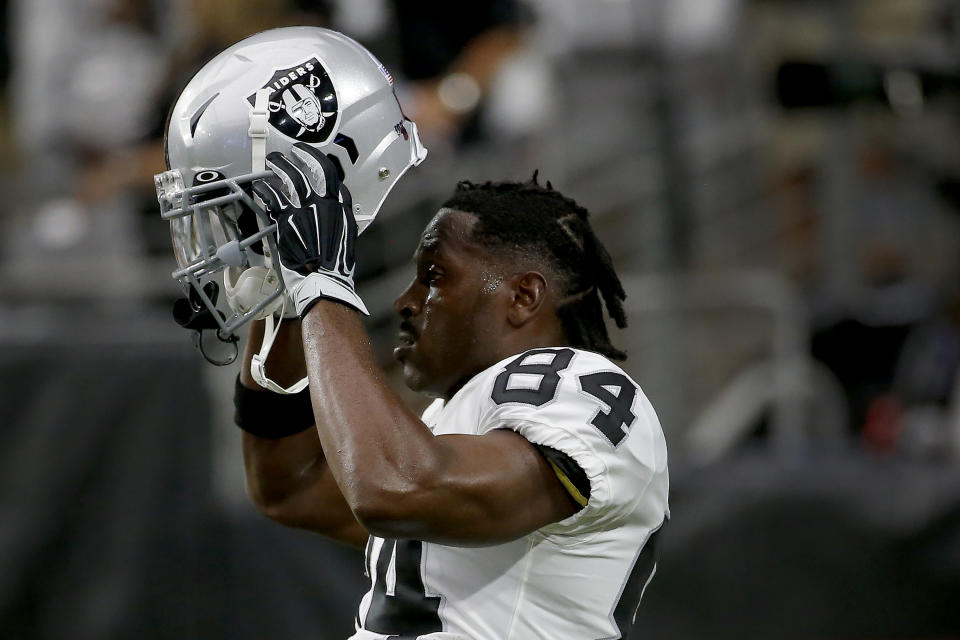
left=253, top=143, right=368, bottom=317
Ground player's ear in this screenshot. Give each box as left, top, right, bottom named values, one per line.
left=507, top=271, right=548, bottom=328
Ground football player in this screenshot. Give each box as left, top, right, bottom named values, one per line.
left=237, top=154, right=669, bottom=638
left=159, top=27, right=668, bottom=640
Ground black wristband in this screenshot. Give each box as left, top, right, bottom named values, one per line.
left=233, top=375, right=315, bottom=439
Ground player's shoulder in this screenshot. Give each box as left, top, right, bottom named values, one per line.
left=561, top=347, right=632, bottom=379
left=469, top=347, right=653, bottom=442
left=468, top=346, right=667, bottom=530
left=473, top=346, right=637, bottom=402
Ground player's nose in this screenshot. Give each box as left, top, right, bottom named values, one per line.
left=393, top=278, right=422, bottom=318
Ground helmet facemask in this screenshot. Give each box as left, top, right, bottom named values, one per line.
left=156, top=166, right=285, bottom=363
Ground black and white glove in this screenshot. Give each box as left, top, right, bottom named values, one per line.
left=252, top=143, right=368, bottom=317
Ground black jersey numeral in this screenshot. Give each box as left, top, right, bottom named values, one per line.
left=364, top=538, right=442, bottom=636
left=612, top=522, right=664, bottom=637
left=491, top=348, right=574, bottom=406
left=579, top=371, right=638, bottom=447
left=491, top=349, right=640, bottom=446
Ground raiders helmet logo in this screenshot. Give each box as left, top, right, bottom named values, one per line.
left=248, top=57, right=338, bottom=143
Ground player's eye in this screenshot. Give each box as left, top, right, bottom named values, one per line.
left=421, top=265, right=443, bottom=285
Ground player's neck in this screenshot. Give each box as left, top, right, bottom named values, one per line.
left=438, top=331, right=570, bottom=402
left=499, top=323, right=569, bottom=361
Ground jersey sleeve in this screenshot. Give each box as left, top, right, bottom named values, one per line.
left=476, top=348, right=669, bottom=537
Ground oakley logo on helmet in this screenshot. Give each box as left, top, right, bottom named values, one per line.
left=194, top=169, right=224, bottom=184
left=248, top=57, right=338, bottom=143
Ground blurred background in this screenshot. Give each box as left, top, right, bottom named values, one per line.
left=1, top=0, right=960, bottom=638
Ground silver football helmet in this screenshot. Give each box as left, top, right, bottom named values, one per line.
left=156, top=26, right=426, bottom=365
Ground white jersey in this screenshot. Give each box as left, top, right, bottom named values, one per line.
left=350, top=347, right=669, bottom=640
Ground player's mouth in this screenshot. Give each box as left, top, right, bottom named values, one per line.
left=393, top=323, right=418, bottom=360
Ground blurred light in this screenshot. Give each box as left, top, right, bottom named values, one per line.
left=332, top=0, right=389, bottom=40
left=883, top=69, right=924, bottom=118
left=437, top=72, right=481, bottom=115
left=484, top=52, right=556, bottom=138
left=664, top=0, right=738, bottom=52
left=33, top=199, right=89, bottom=249
left=66, top=31, right=165, bottom=147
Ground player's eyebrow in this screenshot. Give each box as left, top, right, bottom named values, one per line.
left=413, top=236, right=441, bottom=262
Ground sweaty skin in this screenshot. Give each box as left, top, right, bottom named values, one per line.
left=242, top=210, right=579, bottom=546
left=240, top=319, right=368, bottom=547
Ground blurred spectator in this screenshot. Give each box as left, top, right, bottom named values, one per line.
left=334, top=0, right=525, bottom=148
left=11, top=0, right=165, bottom=177
left=391, top=0, right=523, bottom=147
left=810, top=139, right=957, bottom=440
left=888, top=286, right=960, bottom=457
left=6, top=0, right=331, bottom=261
left=75, top=0, right=330, bottom=212
left=9, top=0, right=169, bottom=257
left=67, top=0, right=169, bottom=207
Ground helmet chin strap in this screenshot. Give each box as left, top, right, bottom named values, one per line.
left=250, top=298, right=310, bottom=394
left=248, top=88, right=309, bottom=395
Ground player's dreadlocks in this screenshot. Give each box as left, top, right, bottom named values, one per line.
left=441, top=172, right=628, bottom=361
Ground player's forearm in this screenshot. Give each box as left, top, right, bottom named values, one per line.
left=239, top=318, right=307, bottom=388
left=241, top=430, right=370, bottom=547
left=238, top=319, right=325, bottom=515
left=242, top=429, right=324, bottom=511
left=301, top=302, right=448, bottom=529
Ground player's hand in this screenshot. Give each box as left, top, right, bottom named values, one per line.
left=252, top=143, right=368, bottom=317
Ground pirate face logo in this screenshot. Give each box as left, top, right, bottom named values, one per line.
left=249, top=57, right=338, bottom=143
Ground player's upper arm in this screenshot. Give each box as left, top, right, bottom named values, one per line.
left=357, top=349, right=669, bottom=545
left=355, top=428, right=580, bottom=545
